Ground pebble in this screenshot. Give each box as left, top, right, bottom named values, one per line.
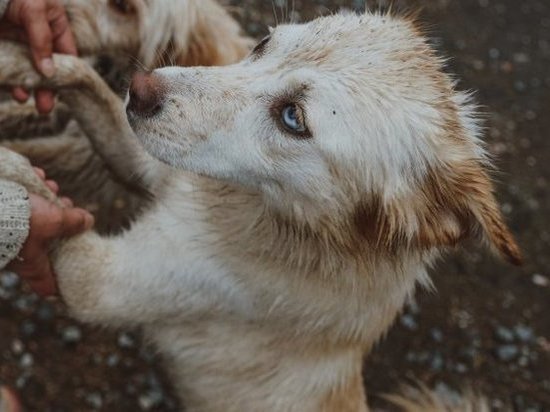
left=495, top=326, right=515, bottom=343
left=138, top=389, right=165, bottom=411
left=514, top=324, right=535, bottom=343
left=496, top=344, right=520, bottom=362
left=13, top=295, right=38, bottom=312
left=106, top=354, right=121, bottom=368
left=400, top=314, right=418, bottom=330
left=85, top=392, right=103, bottom=410
left=430, top=353, right=444, bottom=371
left=11, top=339, right=24, bottom=355
left=62, top=326, right=83, bottom=344
left=532, top=274, right=549, bottom=287
left=20, top=320, right=37, bottom=337
left=19, top=353, right=34, bottom=368
left=118, top=333, right=137, bottom=349
left=0, top=272, right=20, bottom=289
left=35, top=302, right=55, bottom=322
left=430, top=328, right=444, bottom=343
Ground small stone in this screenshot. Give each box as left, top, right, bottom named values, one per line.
left=514, top=80, right=527, bottom=92
left=138, top=389, right=164, bottom=411
left=106, top=354, right=120, bottom=367
left=20, top=320, right=37, bottom=337
left=85, top=392, right=103, bottom=410
left=62, top=326, right=82, bottom=344
left=514, top=324, right=535, bottom=343
left=19, top=353, right=34, bottom=368
left=11, top=339, right=24, bottom=355
left=430, top=328, right=444, bottom=343
left=496, top=344, right=519, bottom=362
left=430, top=353, right=444, bottom=371
left=518, top=355, right=530, bottom=367
left=455, top=362, right=468, bottom=373
left=118, top=332, right=136, bottom=349
left=35, top=302, right=55, bottom=322
left=513, top=52, right=530, bottom=64
left=495, top=326, right=515, bottom=343
left=489, top=48, right=500, bottom=59
left=532, top=274, right=549, bottom=287
left=0, top=272, right=20, bottom=289
left=400, top=314, right=418, bottom=330
left=13, top=295, right=38, bottom=312
left=15, top=374, right=29, bottom=389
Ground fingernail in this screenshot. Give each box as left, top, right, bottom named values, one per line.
left=84, top=213, right=95, bottom=229
left=33, top=167, right=46, bottom=179
left=40, top=58, right=56, bottom=78
left=61, top=197, right=74, bottom=208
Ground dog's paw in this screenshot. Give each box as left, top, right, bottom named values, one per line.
left=0, top=41, right=91, bottom=90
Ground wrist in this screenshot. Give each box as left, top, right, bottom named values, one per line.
left=0, top=181, right=31, bottom=269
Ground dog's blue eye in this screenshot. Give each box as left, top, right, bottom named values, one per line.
left=281, top=104, right=306, bottom=134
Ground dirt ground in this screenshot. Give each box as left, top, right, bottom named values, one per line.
left=1, top=0, right=549, bottom=411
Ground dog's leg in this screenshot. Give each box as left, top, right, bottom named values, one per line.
left=0, top=41, right=162, bottom=193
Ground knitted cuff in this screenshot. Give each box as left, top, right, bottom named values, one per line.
left=0, top=0, right=10, bottom=18
left=0, top=180, right=30, bottom=270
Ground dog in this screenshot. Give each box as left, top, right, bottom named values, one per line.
left=1, top=0, right=253, bottom=231
left=0, top=9, right=521, bottom=412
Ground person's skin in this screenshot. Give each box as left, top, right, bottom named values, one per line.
left=0, top=0, right=77, bottom=114
left=6, top=168, right=94, bottom=297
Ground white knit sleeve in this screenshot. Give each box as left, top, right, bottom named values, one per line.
left=0, top=179, right=30, bottom=269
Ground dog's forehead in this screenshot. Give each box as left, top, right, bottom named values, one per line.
left=274, top=13, right=419, bottom=61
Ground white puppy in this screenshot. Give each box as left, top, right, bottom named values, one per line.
left=0, top=10, right=520, bottom=412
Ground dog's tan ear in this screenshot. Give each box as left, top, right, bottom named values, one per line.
left=174, top=1, right=253, bottom=67
left=458, top=167, right=523, bottom=265
left=418, top=164, right=523, bottom=265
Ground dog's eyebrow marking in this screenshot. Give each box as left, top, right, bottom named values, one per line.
left=250, top=35, right=271, bottom=59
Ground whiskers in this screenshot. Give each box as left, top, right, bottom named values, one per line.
left=270, top=0, right=299, bottom=26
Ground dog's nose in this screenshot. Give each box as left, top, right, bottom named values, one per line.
left=127, top=72, right=166, bottom=117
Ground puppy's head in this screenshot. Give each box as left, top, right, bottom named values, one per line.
left=65, top=0, right=251, bottom=68
left=126, top=11, right=521, bottom=264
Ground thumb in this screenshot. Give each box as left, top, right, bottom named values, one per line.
left=20, top=2, right=55, bottom=77
left=57, top=207, right=95, bottom=238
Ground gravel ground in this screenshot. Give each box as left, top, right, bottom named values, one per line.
left=1, top=0, right=549, bottom=411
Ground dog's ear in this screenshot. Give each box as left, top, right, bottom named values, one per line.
left=173, top=1, right=253, bottom=67
left=356, top=162, right=522, bottom=265
left=415, top=163, right=523, bottom=265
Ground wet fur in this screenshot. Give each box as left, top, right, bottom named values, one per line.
left=0, top=10, right=520, bottom=412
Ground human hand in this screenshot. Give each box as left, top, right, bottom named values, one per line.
left=0, top=0, right=77, bottom=114
left=7, top=169, right=94, bottom=297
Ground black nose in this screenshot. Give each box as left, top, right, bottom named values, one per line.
left=127, top=72, right=166, bottom=117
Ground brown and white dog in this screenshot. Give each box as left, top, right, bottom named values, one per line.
left=0, top=9, right=521, bottom=412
